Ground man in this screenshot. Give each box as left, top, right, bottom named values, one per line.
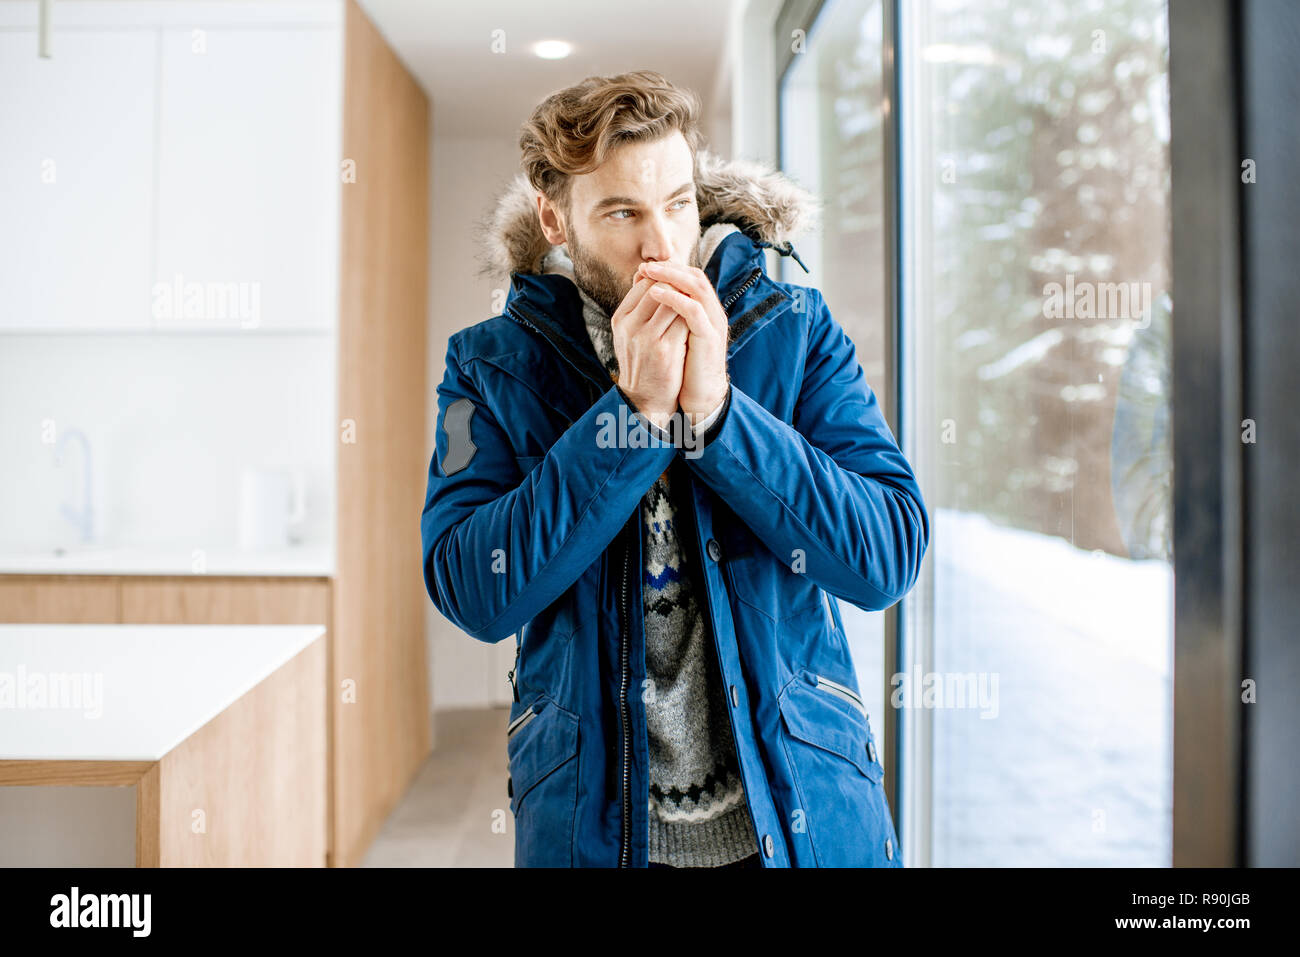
left=421, top=71, right=929, bottom=868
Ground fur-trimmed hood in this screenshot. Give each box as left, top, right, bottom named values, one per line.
left=477, top=149, right=821, bottom=280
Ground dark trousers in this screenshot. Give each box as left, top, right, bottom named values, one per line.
left=648, top=853, right=761, bottom=869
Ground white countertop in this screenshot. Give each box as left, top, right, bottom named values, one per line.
left=0, top=544, right=333, bottom=577
left=0, top=624, right=325, bottom=761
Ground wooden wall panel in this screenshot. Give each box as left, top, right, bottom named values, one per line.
left=119, top=579, right=330, bottom=625
left=335, top=0, right=432, bottom=867
left=0, top=577, right=119, bottom=622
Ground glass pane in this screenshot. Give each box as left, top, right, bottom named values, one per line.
left=899, top=0, right=1174, bottom=864
left=779, top=0, right=891, bottom=755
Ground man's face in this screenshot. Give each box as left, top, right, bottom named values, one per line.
left=544, top=131, right=701, bottom=317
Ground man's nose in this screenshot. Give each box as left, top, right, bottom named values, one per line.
left=640, top=212, right=676, bottom=262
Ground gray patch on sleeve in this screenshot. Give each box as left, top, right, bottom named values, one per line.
left=440, top=398, right=477, bottom=475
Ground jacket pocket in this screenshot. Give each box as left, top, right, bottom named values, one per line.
left=781, top=670, right=881, bottom=782
left=810, top=672, right=871, bottom=723
left=506, top=693, right=580, bottom=867
left=777, top=669, right=900, bottom=867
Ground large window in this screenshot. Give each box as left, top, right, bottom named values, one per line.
left=779, top=0, right=1174, bottom=866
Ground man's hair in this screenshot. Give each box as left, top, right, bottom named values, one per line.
left=519, top=70, right=705, bottom=215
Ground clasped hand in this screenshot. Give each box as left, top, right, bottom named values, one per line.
left=610, top=261, right=729, bottom=432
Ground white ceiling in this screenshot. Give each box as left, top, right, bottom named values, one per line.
left=355, top=0, right=737, bottom=138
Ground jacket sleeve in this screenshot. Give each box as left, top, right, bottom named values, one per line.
left=685, top=288, right=929, bottom=612
left=421, top=334, right=676, bottom=642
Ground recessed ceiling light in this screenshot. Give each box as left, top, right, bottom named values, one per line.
left=533, top=40, right=572, bottom=60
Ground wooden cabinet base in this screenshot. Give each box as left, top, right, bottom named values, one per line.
left=0, top=636, right=326, bottom=867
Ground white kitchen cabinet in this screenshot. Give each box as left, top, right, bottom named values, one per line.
left=154, top=26, right=341, bottom=332
left=0, top=2, right=342, bottom=333
left=0, top=29, right=156, bottom=331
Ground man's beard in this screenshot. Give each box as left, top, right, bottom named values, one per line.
left=566, top=222, right=700, bottom=319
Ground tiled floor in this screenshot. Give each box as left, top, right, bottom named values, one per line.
left=361, top=707, right=514, bottom=868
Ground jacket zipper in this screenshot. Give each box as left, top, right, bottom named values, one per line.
left=618, top=516, right=632, bottom=867
left=507, top=633, right=521, bottom=702
left=684, top=474, right=764, bottom=862
left=721, top=267, right=762, bottom=312
left=814, top=673, right=867, bottom=719
left=507, top=703, right=535, bottom=738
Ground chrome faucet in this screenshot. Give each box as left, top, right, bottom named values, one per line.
left=54, top=428, right=94, bottom=544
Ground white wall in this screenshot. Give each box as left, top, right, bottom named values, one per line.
left=424, top=132, right=524, bottom=723
left=730, top=0, right=784, bottom=167
left=0, top=335, right=335, bottom=552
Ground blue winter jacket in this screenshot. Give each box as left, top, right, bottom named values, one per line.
left=421, top=154, right=929, bottom=867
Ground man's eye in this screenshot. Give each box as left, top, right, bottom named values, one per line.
left=609, top=200, right=690, bottom=220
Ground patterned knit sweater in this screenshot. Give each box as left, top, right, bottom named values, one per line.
left=542, top=244, right=759, bottom=867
